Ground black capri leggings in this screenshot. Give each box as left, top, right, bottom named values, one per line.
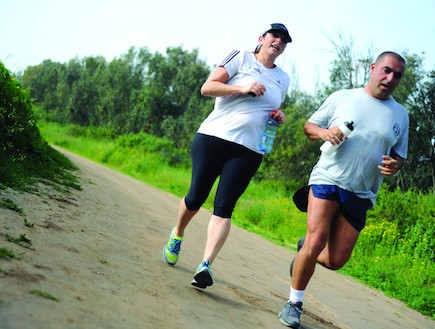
left=184, top=134, right=263, bottom=218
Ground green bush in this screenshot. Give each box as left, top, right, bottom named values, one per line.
left=0, top=62, right=79, bottom=189
left=341, top=186, right=435, bottom=317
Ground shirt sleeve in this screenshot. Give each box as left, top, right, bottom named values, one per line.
left=308, top=92, right=338, bottom=128
left=219, top=50, right=242, bottom=80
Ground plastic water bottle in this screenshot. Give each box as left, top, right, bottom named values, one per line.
left=320, top=121, right=354, bottom=156
left=260, top=112, right=279, bottom=153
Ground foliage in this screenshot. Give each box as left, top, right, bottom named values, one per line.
left=0, top=198, right=23, bottom=214
left=341, top=187, right=434, bottom=316
left=21, top=46, right=213, bottom=145
left=322, top=33, right=374, bottom=94
left=30, top=289, right=59, bottom=302
left=4, top=233, right=35, bottom=250
left=0, top=247, right=23, bottom=260
left=0, top=61, right=80, bottom=190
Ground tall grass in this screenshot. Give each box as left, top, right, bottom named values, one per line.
left=38, top=120, right=434, bottom=319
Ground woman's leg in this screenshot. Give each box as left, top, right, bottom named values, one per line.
left=201, top=143, right=262, bottom=264
left=201, top=215, right=231, bottom=265
left=175, top=197, right=198, bottom=237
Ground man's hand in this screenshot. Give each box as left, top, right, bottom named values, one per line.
left=320, top=126, right=345, bottom=145
left=378, top=155, right=399, bottom=176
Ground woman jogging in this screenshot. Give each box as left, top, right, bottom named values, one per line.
left=163, top=23, right=292, bottom=289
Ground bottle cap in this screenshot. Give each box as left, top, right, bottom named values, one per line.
left=344, top=121, right=354, bottom=131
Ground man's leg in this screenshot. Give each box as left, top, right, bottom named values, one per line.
left=316, top=212, right=360, bottom=270
left=291, top=189, right=339, bottom=290
left=279, top=190, right=339, bottom=327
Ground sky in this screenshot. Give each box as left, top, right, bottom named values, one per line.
left=1, top=0, right=434, bottom=94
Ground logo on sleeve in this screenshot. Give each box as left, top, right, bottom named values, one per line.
left=393, top=123, right=400, bottom=137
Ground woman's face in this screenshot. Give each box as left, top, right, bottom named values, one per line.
left=259, top=31, right=287, bottom=58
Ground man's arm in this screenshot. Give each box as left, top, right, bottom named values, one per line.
left=304, top=121, right=345, bottom=145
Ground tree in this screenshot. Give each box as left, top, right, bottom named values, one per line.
left=322, top=33, right=374, bottom=95
left=402, top=69, right=435, bottom=191
left=384, top=53, right=434, bottom=193
left=140, top=46, right=211, bottom=139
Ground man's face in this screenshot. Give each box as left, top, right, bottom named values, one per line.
left=367, top=55, right=406, bottom=100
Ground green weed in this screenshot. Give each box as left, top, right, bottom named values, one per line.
left=30, top=289, right=59, bottom=302
left=5, top=233, right=35, bottom=250
left=24, top=219, right=34, bottom=228
left=0, top=247, right=23, bottom=260
left=0, top=198, right=23, bottom=214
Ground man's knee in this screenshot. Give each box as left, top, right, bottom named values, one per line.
left=303, top=236, right=328, bottom=258
left=319, top=256, right=349, bottom=270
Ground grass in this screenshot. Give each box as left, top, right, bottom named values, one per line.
left=0, top=198, right=23, bottom=214
left=4, top=233, right=35, bottom=250
left=0, top=247, right=23, bottom=260
left=38, top=120, right=435, bottom=319
left=24, top=219, right=35, bottom=228
left=30, top=289, right=59, bottom=302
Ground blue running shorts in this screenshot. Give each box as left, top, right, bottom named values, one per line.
left=310, top=185, right=373, bottom=232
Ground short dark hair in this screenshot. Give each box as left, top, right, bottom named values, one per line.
left=375, top=51, right=406, bottom=67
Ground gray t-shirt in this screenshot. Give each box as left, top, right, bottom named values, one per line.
left=308, top=88, right=409, bottom=205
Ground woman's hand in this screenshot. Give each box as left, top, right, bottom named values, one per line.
left=243, top=81, right=266, bottom=97
left=272, top=109, right=286, bottom=124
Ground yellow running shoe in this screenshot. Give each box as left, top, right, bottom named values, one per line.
left=163, top=227, right=183, bottom=265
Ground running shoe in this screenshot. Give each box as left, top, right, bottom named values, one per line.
left=278, top=301, right=303, bottom=328
left=290, top=237, right=305, bottom=277
left=163, top=227, right=183, bottom=265
left=191, top=260, right=213, bottom=288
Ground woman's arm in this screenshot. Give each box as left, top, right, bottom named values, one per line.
left=200, top=66, right=266, bottom=97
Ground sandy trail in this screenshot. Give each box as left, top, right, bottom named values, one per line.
left=0, top=147, right=433, bottom=329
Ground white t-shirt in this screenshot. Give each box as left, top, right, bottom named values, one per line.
left=308, top=88, right=409, bottom=205
left=197, top=50, right=290, bottom=154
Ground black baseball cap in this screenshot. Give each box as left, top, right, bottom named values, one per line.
left=265, top=23, right=292, bottom=43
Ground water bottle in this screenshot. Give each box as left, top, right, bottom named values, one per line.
left=260, top=112, right=279, bottom=153
left=320, top=121, right=354, bottom=156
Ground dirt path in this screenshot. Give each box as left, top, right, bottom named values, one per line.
left=0, top=147, right=433, bottom=329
